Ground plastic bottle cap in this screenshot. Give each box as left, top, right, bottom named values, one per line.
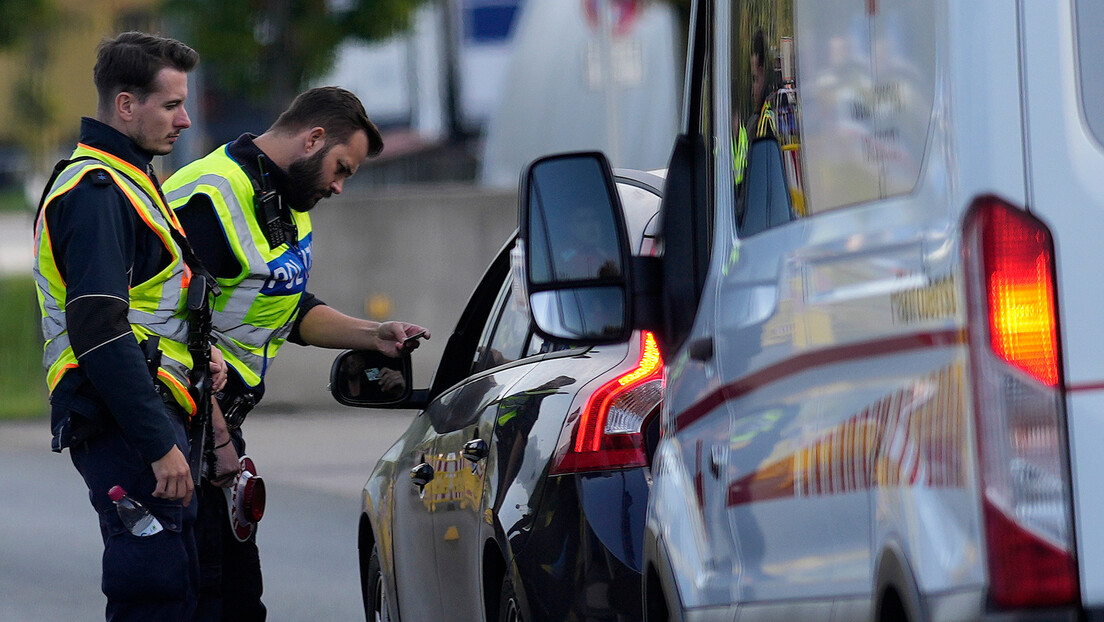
left=108, top=486, right=126, bottom=502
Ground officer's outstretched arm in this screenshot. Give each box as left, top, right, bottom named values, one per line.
left=297, top=304, right=429, bottom=356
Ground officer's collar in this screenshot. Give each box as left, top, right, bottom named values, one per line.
left=226, top=134, right=293, bottom=198
left=78, top=117, right=155, bottom=174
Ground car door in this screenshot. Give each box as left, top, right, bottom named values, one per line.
left=428, top=270, right=536, bottom=619
left=390, top=415, right=449, bottom=621
left=384, top=242, right=519, bottom=621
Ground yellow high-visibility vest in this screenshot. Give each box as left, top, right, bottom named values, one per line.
left=165, top=146, right=313, bottom=388
left=33, top=144, right=198, bottom=414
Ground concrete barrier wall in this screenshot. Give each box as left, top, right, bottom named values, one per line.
left=260, top=183, right=518, bottom=411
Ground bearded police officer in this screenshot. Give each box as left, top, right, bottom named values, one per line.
left=165, top=86, right=428, bottom=620
left=33, top=32, right=227, bottom=621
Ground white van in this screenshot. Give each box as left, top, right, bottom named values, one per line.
left=516, top=0, right=1104, bottom=620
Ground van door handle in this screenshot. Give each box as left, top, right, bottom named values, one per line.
left=710, top=445, right=725, bottom=478
left=688, top=337, right=714, bottom=362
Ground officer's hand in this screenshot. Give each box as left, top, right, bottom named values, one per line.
left=209, top=346, right=227, bottom=393
left=378, top=322, right=430, bottom=357
left=152, top=445, right=194, bottom=506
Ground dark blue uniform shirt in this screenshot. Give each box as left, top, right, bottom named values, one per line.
left=45, top=118, right=180, bottom=462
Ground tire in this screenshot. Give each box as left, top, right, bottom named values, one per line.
left=497, top=574, right=525, bottom=622
left=365, top=542, right=391, bottom=622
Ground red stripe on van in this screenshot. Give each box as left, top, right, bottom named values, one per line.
left=675, top=329, right=965, bottom=432
left=726, top=362, right=968, bottom=506
left=1065, top=381, right=1104, bottom=393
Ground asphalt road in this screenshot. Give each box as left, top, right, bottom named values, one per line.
left=0, top=407, right=417, bottom=621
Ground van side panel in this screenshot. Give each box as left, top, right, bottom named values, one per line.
left=1020, top=0, right=1104, bottom=606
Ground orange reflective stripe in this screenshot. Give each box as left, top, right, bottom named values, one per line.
left=157, top=369, right=197, bottom=416
left=75, top=143, right=188, bottom=237
left=49, top=363, right=79, bottom=390
left=76, top=143, right=146, bottom=180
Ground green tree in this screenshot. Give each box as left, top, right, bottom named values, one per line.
left=166, top=0, right=431, bottom=114
left=0, top=0, right=51, bottom=48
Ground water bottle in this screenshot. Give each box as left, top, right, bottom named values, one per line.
left=107, top=485, right=164, bottom=537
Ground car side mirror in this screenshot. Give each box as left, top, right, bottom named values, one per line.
left=329, top=349, right=413, bottom=407
left=519, top=151, right=633, bottom=344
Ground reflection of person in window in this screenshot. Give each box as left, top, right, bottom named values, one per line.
left=748, top=28, right=778, bottom=139
left=558, top=204, right=619, bottom=280
left=734, top=28, right=778, bottom=186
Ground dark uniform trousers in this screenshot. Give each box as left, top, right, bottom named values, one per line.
left=195, top=432, right=266, bottom=622
left=68, top=404, right=199, bottom=622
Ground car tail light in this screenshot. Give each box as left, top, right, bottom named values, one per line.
left=550, top=331, right=663, bottom=474
left=963, top=196, right=1078, bottom=609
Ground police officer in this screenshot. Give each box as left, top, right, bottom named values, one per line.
left=164, top=86, right=428, bottom=620
left=32, top=32, right=227, bottom=620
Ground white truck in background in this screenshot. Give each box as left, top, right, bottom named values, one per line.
left=515, top=0, right=1104, bottom=620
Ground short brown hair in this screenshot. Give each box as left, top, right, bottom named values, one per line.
left=94, top=32, right=198, bottom=110
left=269, top=86, right=384, bottom=157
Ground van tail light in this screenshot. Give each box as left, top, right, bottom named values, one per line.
left=963, top=196, right=1078, bottom=609
left=550, top=331, right=664, bottom=474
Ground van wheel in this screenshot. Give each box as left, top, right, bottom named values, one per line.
left=497, top=574, right=525, bottom=622
left=879, top=588, right=909, bottom=622
left=645, top=566, right=672, bottom=622
left=365, top=542, right=391, bottom=622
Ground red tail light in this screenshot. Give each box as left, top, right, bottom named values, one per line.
left=981, top=203, right=1060, bottom=386
left=551, top=331, right=663, bottom=474
left=964, top=196, right=1078, bottom=609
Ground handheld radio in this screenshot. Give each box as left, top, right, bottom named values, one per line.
left=255, top=156, right=286, bottom=247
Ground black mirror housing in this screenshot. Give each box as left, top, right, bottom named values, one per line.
left=329, top=350, right=413, bottom=407
left=519, top=151, right=634, bottom=345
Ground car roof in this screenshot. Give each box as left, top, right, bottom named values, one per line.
left=614, top=168, right=665, bottom=252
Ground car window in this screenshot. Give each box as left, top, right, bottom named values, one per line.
left=470, top=276, right=510, bottom=373
left=472, top=278, right=533, bottom=374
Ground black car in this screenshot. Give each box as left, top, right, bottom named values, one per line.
left=330, top=169, right=665, bottom=621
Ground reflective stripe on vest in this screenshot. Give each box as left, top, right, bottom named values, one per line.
left=756, top=100, right=777, bottom=138
left=164, top=145, right=313, bottom=388
left=33, top=145, right=197, bottom=414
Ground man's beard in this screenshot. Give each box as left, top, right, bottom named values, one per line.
left=285, top=146, right=331, bottom=212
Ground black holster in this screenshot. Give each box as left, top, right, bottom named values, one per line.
left=220, top=389, right=258, bottom=431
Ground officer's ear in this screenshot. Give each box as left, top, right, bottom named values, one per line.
left=115, top=91, right=137, bottom=122
left=303, top=127, right=327, bottom=156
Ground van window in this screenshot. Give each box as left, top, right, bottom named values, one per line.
left=1076, top=0, right=1104, bottom=146
left=871, top=1, right=937, bottom=196
left=727, top=0, right=806, bottom=236
left=726, top=0, right=936, bottom=222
